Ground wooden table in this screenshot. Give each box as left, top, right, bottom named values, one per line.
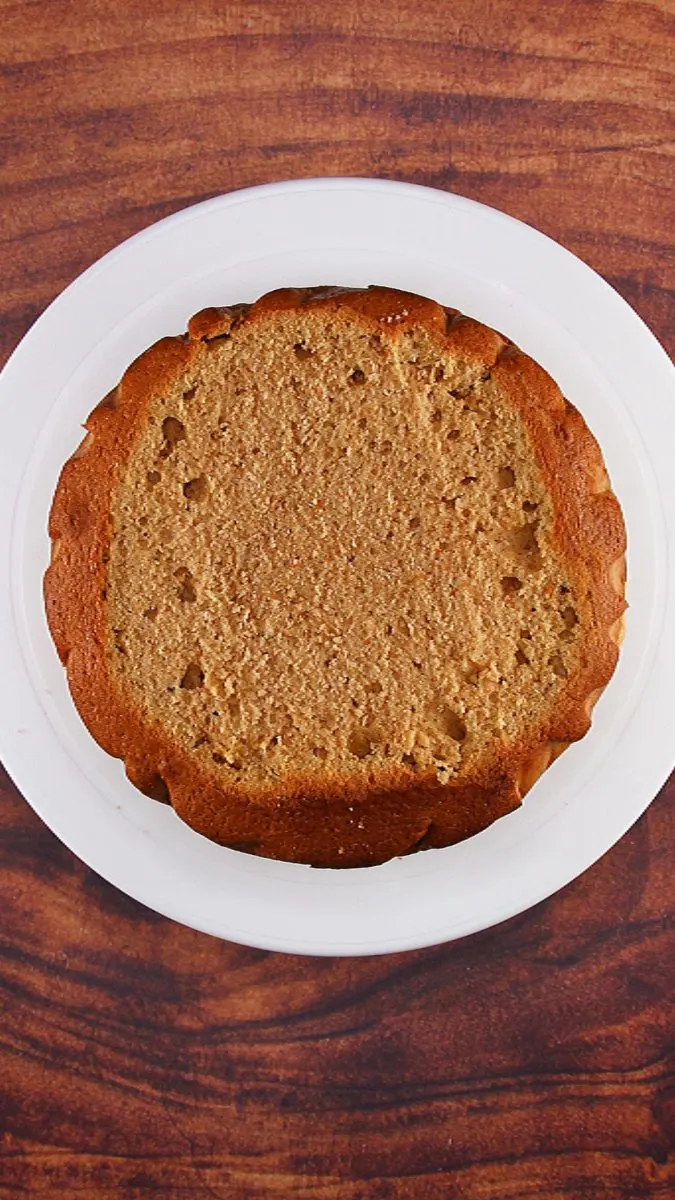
left=2, top=3, right=673, bottom=1196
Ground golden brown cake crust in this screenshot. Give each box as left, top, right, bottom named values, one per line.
left=44, top=287, right=626, bottom=867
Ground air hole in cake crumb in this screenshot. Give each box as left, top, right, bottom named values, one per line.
left=348, top=730, right=372, bottom=758
left=430, top=409, right=443, bottom=425
left=509, top=523, right=541, bottom=565
left=434, top=365, right=445, bottom=382
left=409, top=516, right=421, bottom=530
left=402, top=753, right=417, bottom=768
left=349, top=368, right=366, bottom=385
left=560, top=584, right=571, bottom=594
left=461, top=475, right=477, bottom=485
left=562, top=605, right=579, bottom=629
left=147, top=470, right=161, bottom=486
left=419, top=471, right=431, bottom=485
left=447, top=429, right=461, bottom=441
left=523, top=500, right=538, bottom=512
left=549, top=654, right=568, bottom=678
left=143, top=606, right=158, bottom=621
left=183, top=476, right=208, bottom=502
left=498, top=466, right=515, bottom=488
left=161, top=416, right=185, bottom=448
left=113, top=630, right=126, bottom=655
left=313, top=746, right=328, bottom=760
left=501, top=576, right=523, bottom=595
left=212, top=752, right=226, bottom=765
left=381, top=440, right=393, bottom=454
left=174, top=568, right=196, bottom=602
left=294, top=343, right=313, bottom=359
left=180, top=662, right=204, bottom=690
left=358, top=417, right=368, bottom=430
left=183, top=386, right=197, bottom=400
left=366, top=680, right=383, bottom=695
left=465, top=662, right=482, bottom=685
left=520, top=628, right=532, bottom=640
left=412, top=659, right=422, bottom=669
left=440, top=707, right=467, bottom=741
left=515, top=647, right=530, bottom=666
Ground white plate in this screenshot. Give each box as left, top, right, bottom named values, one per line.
left=1, top=178, right=674, bottom=956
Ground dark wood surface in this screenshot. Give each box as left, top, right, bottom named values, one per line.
left=1, top=2, right=674, bottom=1196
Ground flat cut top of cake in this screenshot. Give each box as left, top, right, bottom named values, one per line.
left=45, top=286, right=626, bottom=867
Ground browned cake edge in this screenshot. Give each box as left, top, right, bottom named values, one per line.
left=44, top=287, right=627, bottom=867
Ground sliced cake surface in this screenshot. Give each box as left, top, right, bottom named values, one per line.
left=45, top=286, right=626, bottom=867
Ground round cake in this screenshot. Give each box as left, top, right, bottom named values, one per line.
left=44, top=286, right=626, bottom=867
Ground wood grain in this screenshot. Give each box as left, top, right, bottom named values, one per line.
left=1, top=1, right=673, bottom=1196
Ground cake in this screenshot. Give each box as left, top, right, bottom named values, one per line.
left=44, top=286, right=627, bottom=867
